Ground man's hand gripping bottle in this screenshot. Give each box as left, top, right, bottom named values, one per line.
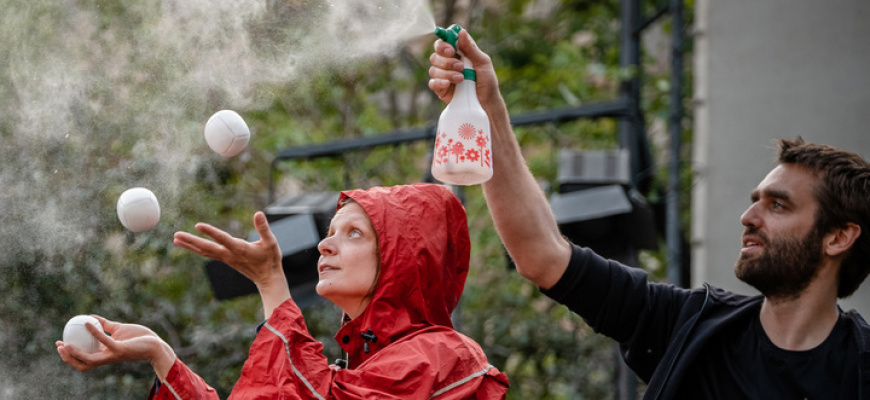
left=430, top=24, right=492, bottom=186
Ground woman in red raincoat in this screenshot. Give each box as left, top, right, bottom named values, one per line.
left=57, top=183, right=509, bottom=399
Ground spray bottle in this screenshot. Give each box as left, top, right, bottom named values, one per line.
left=430, top=24, right=492, bottom=186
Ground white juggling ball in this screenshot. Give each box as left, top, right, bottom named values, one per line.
left=204, top=109, right=250, bottom=157
left=117, top=187, right=161, bottom=232
left=63, top=315, right=103, bottom=354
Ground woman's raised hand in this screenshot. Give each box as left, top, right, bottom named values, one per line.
left=174, top=211, right=291, bottom=318
left=173, top=211, right=284, bottom=288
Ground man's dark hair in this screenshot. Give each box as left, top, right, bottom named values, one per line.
left=778, top=137, right=870, bottom=297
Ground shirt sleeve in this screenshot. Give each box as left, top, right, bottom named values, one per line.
left=542, top=245, right=688, bottom=343
left=541, top=243, right=660, bottom=342
left=540, top=243, right=703, bottom=382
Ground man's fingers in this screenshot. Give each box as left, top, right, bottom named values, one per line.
left=457, top=30, right=492, bottom=69
left=433, top=38, right=455, bottom=57
left=428, top=51, right=463, bottom=74
left=428, top=65, right=463, bottom=84
left=428, top=79, right=453, bottom=101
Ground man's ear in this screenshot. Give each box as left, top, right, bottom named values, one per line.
left=825, top=222, right=861, bottom=257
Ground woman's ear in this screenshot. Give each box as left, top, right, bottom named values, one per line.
left=825, top=222, right=861, bottom=257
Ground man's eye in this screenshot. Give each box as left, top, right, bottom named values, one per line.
left=772, top=201, right=784, bottom=210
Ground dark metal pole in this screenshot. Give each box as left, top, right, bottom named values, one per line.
left=666, top=0, right=685, bottom=287
left=617, top=0, right=640, bottom=398
left=618, top=0, right=643, bottom=190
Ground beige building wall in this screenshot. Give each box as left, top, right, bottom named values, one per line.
left=692, top=0, right=870, bottom=313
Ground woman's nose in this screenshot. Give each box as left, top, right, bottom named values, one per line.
left=317, top=236, right=335, bottom=255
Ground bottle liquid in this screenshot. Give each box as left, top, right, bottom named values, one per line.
left=430, top=24, right=493, bottom=186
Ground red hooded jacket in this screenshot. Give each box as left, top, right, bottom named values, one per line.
left=149, top=183, right=509, bottom=399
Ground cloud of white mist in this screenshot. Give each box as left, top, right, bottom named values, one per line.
left=0, top=0, right=435, bottom=261
left=0, top=0, right=435, bottom=396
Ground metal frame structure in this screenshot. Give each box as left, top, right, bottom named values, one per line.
left=268, top=0, right=686, bottom=286
left=268, top=99, right=634, bottom=202
left=266, top=1, right=686, bottom=398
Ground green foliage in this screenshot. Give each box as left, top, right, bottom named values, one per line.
left=0, top=0, right=690, bottom=398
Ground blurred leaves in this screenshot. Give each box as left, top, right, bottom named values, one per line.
left=0, top=0, right=690, bottom=399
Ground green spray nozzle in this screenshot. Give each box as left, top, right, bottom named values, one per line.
left=434, top=24, right=463, bottom=49
left=434, top=24, right=475, bottom=79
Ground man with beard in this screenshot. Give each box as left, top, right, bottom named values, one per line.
left=427, top=29, right=870, bottom=399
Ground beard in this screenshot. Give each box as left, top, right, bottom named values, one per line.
left=734, top=225, right=824, bottom=300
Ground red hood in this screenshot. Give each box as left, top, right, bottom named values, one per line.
left=333, top=184, right=470, bottom=368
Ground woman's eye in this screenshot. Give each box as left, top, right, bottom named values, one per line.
left=349, top=229, right=361, bottom=238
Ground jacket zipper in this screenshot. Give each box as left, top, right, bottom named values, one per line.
left=650, top=284, right=711, bottom=400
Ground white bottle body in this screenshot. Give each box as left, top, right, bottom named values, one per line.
left=431, top=73, right=493, bottom=185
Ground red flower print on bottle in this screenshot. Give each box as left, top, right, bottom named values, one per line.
left=450, top=141, right=466, bottom=163
left=466, top=149, right=480, bottom=163
left=458, top=123, right=477, bottom=141
left=434, top=132, right=449, bottom=164
left=475, top=131, right=488, bottom=148
left=432, top=132, right=447, bottom=164
left=475, top=132, right=489, bottom=166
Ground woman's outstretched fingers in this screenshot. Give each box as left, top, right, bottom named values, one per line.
left=85, top=320, right=116, bottom=351
left=253, top=211, right=277, bottom=246
left=92, top=315, right=116, bottom=334
left=174, top=231, right=223, bottom=259
left=173, top=212, right=284, bottom=285
left=195, top=222, right=236, bottom=247
left=58, top=341, right=97, bottom=372
left=173, top=231, right=200, bottom=251
left=57, top=345, right=85, bottom=371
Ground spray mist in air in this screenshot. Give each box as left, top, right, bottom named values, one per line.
left=0, top=0, right=440, bottom=396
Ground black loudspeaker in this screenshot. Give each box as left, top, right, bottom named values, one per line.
left=550, top=149, right=658, bottom=264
